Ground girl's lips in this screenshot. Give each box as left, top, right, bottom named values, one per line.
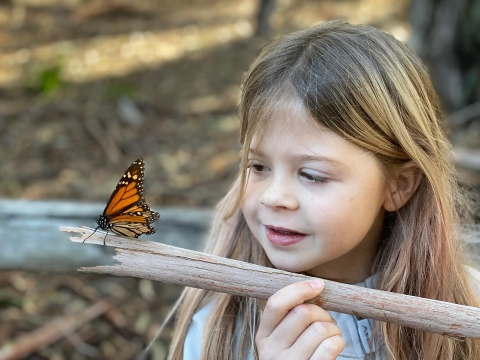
left=265, top=226, right=307, bottom=246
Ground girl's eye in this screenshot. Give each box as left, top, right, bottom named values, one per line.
left=300, top=170, right=329, bottom=184
left=247, top=162, right=267, bottom=173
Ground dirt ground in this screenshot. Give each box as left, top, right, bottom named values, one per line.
left=2, top=0, right=479, bottom=359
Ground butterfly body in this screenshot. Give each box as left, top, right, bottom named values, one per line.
left=92, top=159, right=160, bottom=242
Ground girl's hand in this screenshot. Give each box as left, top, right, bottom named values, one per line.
left=256, top=280, right=345, bottom=360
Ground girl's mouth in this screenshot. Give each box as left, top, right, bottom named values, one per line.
left=265, top=226, right=307, bottom=246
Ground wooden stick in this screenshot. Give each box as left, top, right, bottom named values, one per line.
left=60, top=226, right=480, bottom=339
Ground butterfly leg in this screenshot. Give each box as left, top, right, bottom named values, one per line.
left=103, top=230, right=109, bottom=246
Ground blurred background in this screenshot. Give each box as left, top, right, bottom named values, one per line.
left=0, top=0, right=479, bottom=359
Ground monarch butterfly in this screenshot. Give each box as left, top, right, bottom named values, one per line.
left=86, top=159, right=160, bottom=244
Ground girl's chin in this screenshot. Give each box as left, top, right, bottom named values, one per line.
left=268, top=258, right=312, bottom=274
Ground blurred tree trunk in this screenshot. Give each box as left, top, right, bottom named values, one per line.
left=255, top=0, right=276, bottom=37
left=409, top=0, right=480, bottom=113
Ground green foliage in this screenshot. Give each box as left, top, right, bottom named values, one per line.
left=33, top=64, right=64, bottom=96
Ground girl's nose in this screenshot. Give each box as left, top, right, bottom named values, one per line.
left=259, top=177, right=299, bottom=210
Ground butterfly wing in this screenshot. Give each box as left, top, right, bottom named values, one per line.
left=99, top=159, right=160, bottom=238
left=103, top=159, right=145, bottom=217
left=108, top=200, right=160, bottom=238
left=108, top=219, right=156, bottom=238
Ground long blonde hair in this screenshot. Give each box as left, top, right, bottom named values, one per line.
left=168, top=20, right=480, bottom=359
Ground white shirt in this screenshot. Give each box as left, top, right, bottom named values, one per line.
left=184, top=275, right=385, bottom=359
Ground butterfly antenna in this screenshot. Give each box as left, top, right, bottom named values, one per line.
left=83, top=226, right=100, bottom=243
left=136, top=289, right=186, bottom=360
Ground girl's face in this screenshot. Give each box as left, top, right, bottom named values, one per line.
left=240, top=104, right=389, bottom=284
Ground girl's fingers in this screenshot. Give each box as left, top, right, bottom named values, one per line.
left=310, top=335, right=346, bottom=360
left=256, top=279, right=324, bottom=339
left=268, top=303, right=334, bottom=347
left=289, top=321, right=343, bottom=358
left=256, top=280, right=345, bottom=360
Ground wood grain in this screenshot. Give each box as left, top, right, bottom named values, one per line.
left=61, top=226, right=480, bottom=339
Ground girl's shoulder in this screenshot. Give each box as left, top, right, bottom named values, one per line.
left=184, top=300, right=256, bottom=360
left=184, top=301, right=215, bottom=360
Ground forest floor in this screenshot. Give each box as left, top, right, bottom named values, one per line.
left=2, top=0, right=478, bottom=359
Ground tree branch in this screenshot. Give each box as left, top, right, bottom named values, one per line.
left=60, top=226, right=480, bottom=339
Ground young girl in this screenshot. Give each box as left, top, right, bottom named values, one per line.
left=168, top=20, right=480, bottom=359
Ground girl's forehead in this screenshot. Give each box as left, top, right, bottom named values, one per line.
left=250, top=100, right=325, bottom=145
left=248, top=103, right=376, bottom=164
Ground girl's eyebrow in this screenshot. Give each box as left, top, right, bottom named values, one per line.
left=290, top=154, right=346, bottom=170
left=248, top=150, right=346, bottom=169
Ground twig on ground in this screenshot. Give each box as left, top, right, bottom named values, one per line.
left=0, top=295, right=123, bottom=360
left=453, top=147, right=480, bottom=171
left=64, top=276, right=131, bottom=332
left=448, top=101, right=480, bottom=127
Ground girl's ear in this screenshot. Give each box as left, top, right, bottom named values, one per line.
left=383, top=161, right=423, bottom=212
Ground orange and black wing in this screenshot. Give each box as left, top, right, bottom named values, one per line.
left=103, top=159, right=146, bottom=218
left=98, top=159, right=160, bottom=238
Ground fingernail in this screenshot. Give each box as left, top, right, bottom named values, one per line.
left=309, top=279, right=324, bottom=290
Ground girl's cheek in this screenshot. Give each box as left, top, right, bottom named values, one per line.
left=241, top=181, right=259, bottom=204
left=239, top=191, right=253, bottom=214
left=240, top=186, right=261, bottom=224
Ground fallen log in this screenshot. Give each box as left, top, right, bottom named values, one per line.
left=60, top=226, right=480, bottom=339
left=0, top=199, right=211, bottom=272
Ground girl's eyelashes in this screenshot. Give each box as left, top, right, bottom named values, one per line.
left=246, top=160, right=329, bottom=183
left=299, top=169, right=329, bottom=184
left=247, top=160, right=269, bottom=173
